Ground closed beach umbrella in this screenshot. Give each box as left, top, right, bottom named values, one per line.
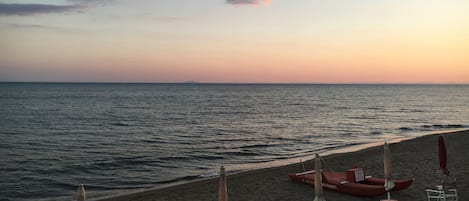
left=218, top=165, right=228, bottom=201
left=438, top=135, right=449, bottom=176
left=383, top=142, right=395, bottom=200
left=313, top=153, right=326, bottom=201
left=77, top=184, right=86, bottom=201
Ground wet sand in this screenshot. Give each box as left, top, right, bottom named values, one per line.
left=99, top=130, right=468, bottom=201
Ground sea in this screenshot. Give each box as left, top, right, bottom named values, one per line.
left=1, top=83, right=468, bottom=201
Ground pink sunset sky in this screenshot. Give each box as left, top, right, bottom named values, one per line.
left=0, top=0, right=468, bottom=83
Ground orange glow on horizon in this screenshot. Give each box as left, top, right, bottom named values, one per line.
left=0, top=0, right=468, bottom=83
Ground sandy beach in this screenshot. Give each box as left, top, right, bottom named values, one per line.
left=99, top=130, right=468, bottom=201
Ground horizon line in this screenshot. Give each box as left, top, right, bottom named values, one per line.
left=1, top=81, right=468, bottom=85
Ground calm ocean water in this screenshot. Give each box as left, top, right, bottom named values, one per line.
left=1, top=83, right=468, bottom=200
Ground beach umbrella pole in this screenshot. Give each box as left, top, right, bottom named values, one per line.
left=382, top=142, right=395, bottom=201
left=218, top=165, right=228, bottom=201
left=313, top=153, right=326, bottom=201
left=77, top=184, right=86, bottom=201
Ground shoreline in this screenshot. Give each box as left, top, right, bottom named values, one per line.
left=96, top=129, right=468, bottom=201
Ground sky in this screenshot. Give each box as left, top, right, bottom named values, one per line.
left=0, top=0, right=468, bottom=83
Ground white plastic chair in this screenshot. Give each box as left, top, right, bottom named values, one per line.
left=425, top=189, right=458, bottom=201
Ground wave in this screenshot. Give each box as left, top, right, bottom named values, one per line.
left=370, top=131, right=382, bottom=135
left=224, top=150, right=263, bottom=157
left=196, top=155, right=225, bottom=160
left=398, top=124, right=469, bottom=132
left=158, top=156, right=189, bottom=161
left=197, top=172, right=219, bottom=178
left=239, top=144, right=274, bottom=149
left=398, top=127, right=417, bottom=131
left=423, top=124, right=467, bottom=129
left=349, top=116, right=378, bottom=120
left=155, top=174, right=206, bottom=184
left=366, top=106, right=382, bottom=110
left=154, top=173, right=215, bottom=185
left=111, top=122, right=132, bottom=127
left=159, top=154, right=224, bottom=161
left=141, top=139, right=164, bottom=143
left=399, top=108, right=426, bottom=113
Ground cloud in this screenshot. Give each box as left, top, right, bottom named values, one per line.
left=1, top=23, right=85, bottom=35
left=226, top=0, right=271, bottom=5
left=5, top=23, right=51, bottom=29
left=4, top=23, right=73, bottom=31
left=0, top=3, right=83, bottom=16
left=68, top=0, right=114, bottom=6
left=0, top=1, right=115, bottom=16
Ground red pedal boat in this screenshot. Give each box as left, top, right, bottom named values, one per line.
left=288, top=167, right=414, bottom=197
